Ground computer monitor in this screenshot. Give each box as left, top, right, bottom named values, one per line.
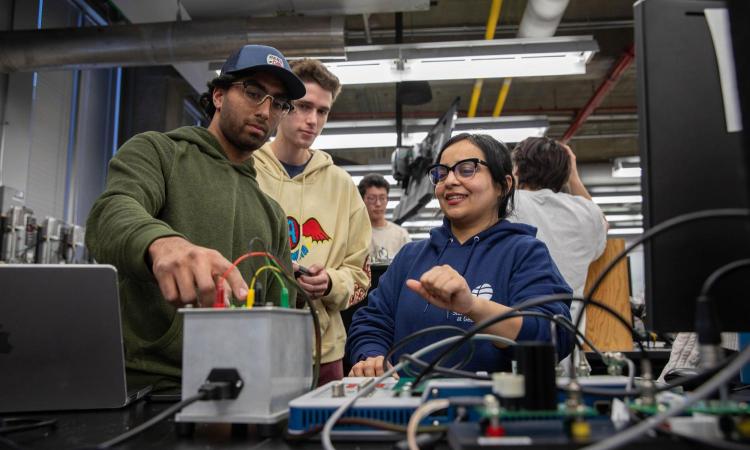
left=729, top=0, right=750, bottom=192
left=391, top=98, right=459, bottom=224
left=635, top=0, right=750, bottom=332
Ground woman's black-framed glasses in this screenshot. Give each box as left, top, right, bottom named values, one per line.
left=426, top=158, right=489, bottom=185
left=231, top=81, right=294, bottom=117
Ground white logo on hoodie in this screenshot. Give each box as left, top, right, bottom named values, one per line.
left=449, top=283, right=494, bottom=322
left=472, top=283, right=494, bottom=299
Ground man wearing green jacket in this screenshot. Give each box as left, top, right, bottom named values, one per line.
left=86, top=45, right=305, bottom=390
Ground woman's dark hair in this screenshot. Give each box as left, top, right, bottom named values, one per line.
left=358, top=173, right=390, bottom=197
left=435, top=133, right=515, bottom=219
left=199, top=74, right=237, bottom=121
left=511, top=136, right=570, bottom=192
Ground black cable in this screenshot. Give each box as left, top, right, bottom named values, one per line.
left=415, top=293, right=569, bottom=386
left=578, top=208, right=750, bottom=336
left=554, top=313, right=606, bottom=377
left=383, top=325, right=476, bottom=377
left=0, top=435, right=21, bottom=450
left=653, top=420, right=750, bottom=450
left=701, top=259, right=750, bottom=297
left=564, top=348, right=741, bottom=397
left=399, top=354, right=491, bottom=380
left=241, top=239, right=321, bottom=390
left=0, top=417, right=57, bottom=435
left=405, top=310, right=597, bottom=384
left=94, top=393, right=205, bottom=449
left=412, top=295, right=642, bottom=388
left=657, top=351, right=739, bottom=393
left=564, top=297, right=645, bottom=380
left=278, top=268, right=321, bottom=390
left=248, top=236, right=323, bottom=391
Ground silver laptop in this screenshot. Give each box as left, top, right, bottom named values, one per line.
left=0, top=264, right=150, bottom=413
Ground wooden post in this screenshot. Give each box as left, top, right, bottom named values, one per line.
left=583, top=238, right=634, bottom=351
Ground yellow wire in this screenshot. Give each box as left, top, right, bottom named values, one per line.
left=249, top=265, right=285, bottom=290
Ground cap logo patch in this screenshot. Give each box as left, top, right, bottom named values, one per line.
left=267, top=54, right=284, bottom=67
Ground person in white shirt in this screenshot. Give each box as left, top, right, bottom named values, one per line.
left=509, top=137, right=608, bottom=372
left=358, top=174, right=411, bottom=262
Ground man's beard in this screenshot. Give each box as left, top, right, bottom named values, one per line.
left=219, top=107, right=273, bottom=156
left=223, top=122, right=270, bottom=155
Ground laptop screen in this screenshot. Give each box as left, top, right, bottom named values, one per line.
left=0, top=264, right=131, bottom=413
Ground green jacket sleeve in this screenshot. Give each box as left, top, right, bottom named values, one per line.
left=85, top=133, right=185, bottom=281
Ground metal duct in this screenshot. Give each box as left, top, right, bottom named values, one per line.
left=518, top=0, right=570, bottom=38
left=0, top=16, right=345, bottom=73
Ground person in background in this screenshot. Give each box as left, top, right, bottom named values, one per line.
left=358, top=173, right=411, bottom=262
left=346, top=133, right=572, bottom=377
left=86, top=45, right=304, bottom=390
left=509, top=137, right=607, bottom=372
left=253, top=58, right=371, bottom=386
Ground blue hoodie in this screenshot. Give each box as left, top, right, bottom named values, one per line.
left=346, top=219, right=573, bottom=373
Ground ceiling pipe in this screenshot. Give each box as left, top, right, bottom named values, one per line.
left=0, top=16, right=345, bottom=72
left=491, top=0, right=570, bottom=118
left=517, top=0, right=571, bottom=39
left=362, top=13, right=373, bottom=44
left=345, top=20, right=634, bottom=42
left=466, top=0, right=504, bottom=118
left=560, top=43, right=635, bottom=144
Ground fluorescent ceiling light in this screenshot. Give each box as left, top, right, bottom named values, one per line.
left=604, top=214, right=644, bottom=222
left=401, top=220, right=444, bottom=228
left=351, top=175, right=397, bottom=185
left=318, top=116, right=549, bottom=150
left=612, top=156, right=641, bottom=178
left=607, top=227, right=644, bottom=236
left=591, top=195, right=642, bottom=205
left=342, top=164, right=392, bottom=174
left=325, top=36, right=598, bottom=84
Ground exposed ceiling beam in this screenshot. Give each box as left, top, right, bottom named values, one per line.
left=560, top=43, right=636, bottom=143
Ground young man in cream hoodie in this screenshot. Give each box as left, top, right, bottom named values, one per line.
left=253, top=59, right=371, bottom=386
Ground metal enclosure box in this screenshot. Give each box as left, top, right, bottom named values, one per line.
left=176, top=307, right=313, bottom=424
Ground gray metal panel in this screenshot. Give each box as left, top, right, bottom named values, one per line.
left=181, top=0, right=429, bottom=18
left=0, top=72, right=34, bottom=192
left=24, top=70, right=72, bottom=220
left=71, top=69, right=116, bottom=226
left=0, top=264, right=129, bottom=413
left=177, top=307, right=313, bottom=424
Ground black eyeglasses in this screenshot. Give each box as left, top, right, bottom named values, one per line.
left=231, top=82, right=293, bottom=116
left=426, top=158, right=489, bottom=185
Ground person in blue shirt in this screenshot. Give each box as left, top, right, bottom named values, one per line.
left=347, top=133, right=573, bottom=377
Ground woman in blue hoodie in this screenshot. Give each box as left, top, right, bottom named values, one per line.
left=347, top=133, right=573, bottom=377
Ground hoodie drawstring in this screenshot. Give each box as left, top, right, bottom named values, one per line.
left=461, top=236, right=480, bottom=276
left=300, top=171, right=306, bottom=233
left=425, top=235, right=480, bottom=314
left=423, top=237, right=454, bottom=313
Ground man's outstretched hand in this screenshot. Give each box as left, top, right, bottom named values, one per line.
left=148, top=236, right=247, bottom=307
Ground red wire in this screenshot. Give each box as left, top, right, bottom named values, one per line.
left=213, top=251, right=290, bottom=307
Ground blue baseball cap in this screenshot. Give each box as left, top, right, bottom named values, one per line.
left=220, top=45, right=306, bottom=100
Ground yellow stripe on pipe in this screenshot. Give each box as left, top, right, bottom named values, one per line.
left=467, top=0, right=503, bottom=118
left=468, top=79, right=484, bottom=118
left=492, top=78, right=513, bottom=117
left=485, top=0, right=503, bottom=40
